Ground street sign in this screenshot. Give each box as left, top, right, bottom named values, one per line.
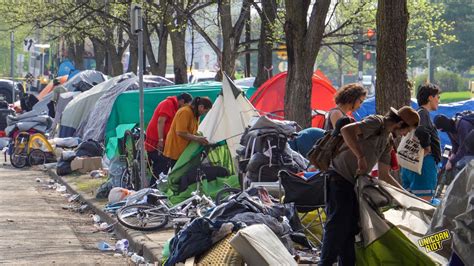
left=23, top=38, right=34, bottom=52
left=25, top=73, right=34, bottom=84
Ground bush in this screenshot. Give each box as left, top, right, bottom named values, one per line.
left=413, top=70, right=468, bottom=92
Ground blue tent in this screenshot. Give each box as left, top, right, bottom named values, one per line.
left=58, top=60, right=80, bottom=79
left=353, top=97, right=474, bottom=149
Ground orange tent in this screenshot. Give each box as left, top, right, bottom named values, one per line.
left=37, top=75, right=68, bottom=100
left=249, top=70, right=336, bottom=128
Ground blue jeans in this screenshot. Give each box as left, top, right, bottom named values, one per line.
left=319, top=171, right=359, bottom=266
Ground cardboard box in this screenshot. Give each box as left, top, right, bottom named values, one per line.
left=70, top=156, right=102, bottom=173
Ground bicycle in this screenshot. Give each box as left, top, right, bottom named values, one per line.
left=120, top=128, right=142, bottom=191
left=116, top=163, right=216, bottom=231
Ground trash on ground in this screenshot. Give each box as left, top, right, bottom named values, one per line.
left=108, top=187, right=133, bottom=204
left=97, top=241, right=114, bottom=251
left=113, top=253, right=123, bottom=257
left=131, top=253, right=145, bottom=264
left=56, top=185, right=67, bottom=192
left=115, top=239, right=129, bottom=253
left=6, top=219, right=14, bottom=222
left=35, top=178, right=42, bottom=183
left=90, top=169, right=106, bottom=178
left=92, top=214, right=101, bottom=223
left=68, top=194, right=80, bottom=202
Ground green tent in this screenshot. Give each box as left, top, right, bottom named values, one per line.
left=162, top=74, right=260, bottom=204
left=355, top=176, right=446, bottom=265
left=105, top=82, right=250, bottom=158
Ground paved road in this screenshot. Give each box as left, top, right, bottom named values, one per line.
left=0, top=163, right=128, bottom=265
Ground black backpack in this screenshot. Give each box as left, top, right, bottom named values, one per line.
left=455, top=110, right=474, bottom=126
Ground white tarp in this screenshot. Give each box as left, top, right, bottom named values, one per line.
left=199, top=73, right=259, bottom=158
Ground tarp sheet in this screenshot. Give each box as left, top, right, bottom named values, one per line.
left=104, top=82, right=251, bottom=158
left=59, top=73, right=135, bottom=138
left=355, top=176, right=446, bottom=265
left=428, top=160, right=474, bottom=265
left=353, top=98, right=474, bottom=149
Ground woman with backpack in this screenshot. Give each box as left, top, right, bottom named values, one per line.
left=324, top=83, right=367, bottom=130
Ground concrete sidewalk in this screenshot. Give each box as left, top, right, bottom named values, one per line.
left=0, top=164, right=128, bottom=264
left=46, top=168, right=175, bottom=263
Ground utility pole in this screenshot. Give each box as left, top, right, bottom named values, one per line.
left=357, top=28, right=364, bottom=82
left=10, top=31, right=15, bottom=102
left=427, top=42, right=434, bottom=83
left=131, top=4, right=146, bottom=188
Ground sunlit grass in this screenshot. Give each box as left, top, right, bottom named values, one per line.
left=441, top=91, right=472, bottom=103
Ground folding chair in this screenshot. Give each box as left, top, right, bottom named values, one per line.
left=278, top=170, right=327, bottom=246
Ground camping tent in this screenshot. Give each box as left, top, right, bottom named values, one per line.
left=80, top=75, right=174, bottom=142
left=59, top=73, right=136, bottom=138
left=356, top=176, right=448, bottom=265
left=164, top=74, right=259, bottom=204
left=249, top=70, right=337, bottom=127
left=37, top=75, right=68, bottom=100
left=104, top=82, right=252, bottom=159
left=353, top=97, right=474, bottom=148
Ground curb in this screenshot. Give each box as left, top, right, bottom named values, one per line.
left=46, top=169, right=163, bottom=263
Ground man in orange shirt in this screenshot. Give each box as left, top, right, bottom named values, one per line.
left=163, top=97, right=213, bottom=170
left=145, top=93, right=192, bottom=179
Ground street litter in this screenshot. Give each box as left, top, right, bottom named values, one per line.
left=56, top=185, right=67, bottom=192
left=6, top=219, right=14, bottom=222
left=115, top=239, right=129, bottom=253
left=68, top=194, right=80, bottom=202
left=92, top=214, right=101, bottom=223
left=35, top=178, right=42, bottom=183
left=90, top=169, right=106, bottom=178
left=131, top=253, right=145, bottom=264
left=97, top=241, right=114, bottom=251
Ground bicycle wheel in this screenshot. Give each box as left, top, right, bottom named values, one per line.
left=215, top=187, right=241, bottom=205
left=116, top=204, right=169, bottom=231
left=131, top=159, right=141, bottom=190
left=10, top=153, right=27, bottom=168
left=28, top=149, right=46, bottom=166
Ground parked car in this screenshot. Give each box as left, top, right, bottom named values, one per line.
left=0, top=79, right=23, bottom=103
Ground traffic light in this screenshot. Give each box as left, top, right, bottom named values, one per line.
left=276, top=44, right=288, bottom=60
left=367, top=29, right=375, bottom=40
left=365, top=51, right=371, bottom=61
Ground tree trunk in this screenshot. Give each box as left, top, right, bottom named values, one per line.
left=375, top=0, right=410, bottom=114
left=254, top=0, right=276, bottom=88
left=104, top=43, right=124, bottom=76
left=67, top=37, right=85, bottom=70
left=284, top=0, right=331, bottom=128
left=219, top=1, right=237, bottom=80
left=144, top=22, right=165, bottom=76
left=91, top=38, right=105, bottom=73
left=127, top=36, right=138, bottom=74
left=156, top=25, right=168, bottom=76
left=169, top=30, right=187, bottom=84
